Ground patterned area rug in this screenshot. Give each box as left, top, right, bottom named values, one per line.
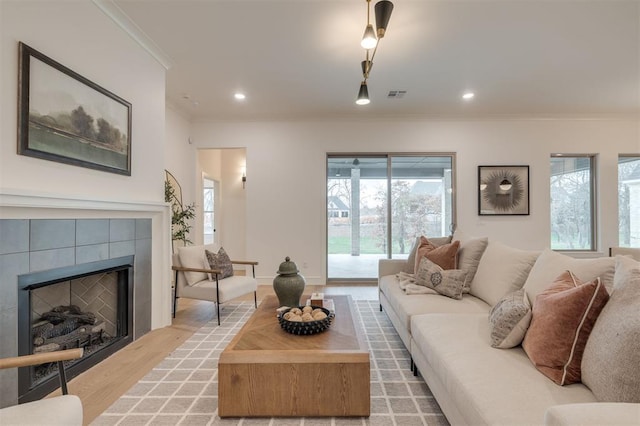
left=92, top=300, right=449, bottom=426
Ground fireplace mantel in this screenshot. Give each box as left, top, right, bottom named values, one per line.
left=1, top=190, right=168, bottom=216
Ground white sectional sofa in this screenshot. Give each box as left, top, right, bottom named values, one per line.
left=378, top=235, right=640, bottom=425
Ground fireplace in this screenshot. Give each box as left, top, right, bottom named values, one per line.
left=0, top=211, right=166, bottom=409
left=17, top=256, right=134, bottom=403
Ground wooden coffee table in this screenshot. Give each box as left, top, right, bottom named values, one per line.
left=218, top=295, right=370, bottom=417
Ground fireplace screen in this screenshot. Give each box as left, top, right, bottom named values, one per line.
left=30, top=272, right=119, bottom=386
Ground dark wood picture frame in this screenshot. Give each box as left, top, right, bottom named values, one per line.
left=18, top=42, right=132, bottom=175
left=478, top=165, right=530, bottom=215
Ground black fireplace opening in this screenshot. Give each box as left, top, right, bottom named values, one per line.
left=17, top=256, right=134, bottom=403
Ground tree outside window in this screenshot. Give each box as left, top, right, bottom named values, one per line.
left=618, top=155, right=640, bottom=247
left=550, top=155, right=595, bottom=250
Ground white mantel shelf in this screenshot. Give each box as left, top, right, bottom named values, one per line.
left=0, top=190, right=168, bottom=215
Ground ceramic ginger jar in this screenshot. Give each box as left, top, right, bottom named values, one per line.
left=273, top=256, right=306, bottom=308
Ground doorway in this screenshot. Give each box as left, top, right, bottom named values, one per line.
left=326, top=154, right=455, bottom=280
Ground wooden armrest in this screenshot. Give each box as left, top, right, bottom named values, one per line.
left=230, top=260, right=259, bottom=266
left=172, top=265, right=222, bottom=274
left=0, top=348, right=83, bottom=370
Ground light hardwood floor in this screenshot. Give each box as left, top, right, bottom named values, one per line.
left=54, top=284, right=378, bottom=425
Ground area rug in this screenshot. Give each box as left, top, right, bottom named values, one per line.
left=91, top=300, right=449, bottom=426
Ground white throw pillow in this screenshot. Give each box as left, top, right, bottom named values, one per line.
left=178, top=244, right=219, bottom=285
left=522, top=249, right=615, bottom=306
left=456, top=237, right=489, bottom=293
left=470, top=241, right=539, bottom=306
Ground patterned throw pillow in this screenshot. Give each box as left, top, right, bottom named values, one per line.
left=205, top=247, right=234, bottom=279
left=522, top=270, right=609, bottom=386
left=414, top=257, right=467, bottom=300
left=488, top=288, right=532, bottom=349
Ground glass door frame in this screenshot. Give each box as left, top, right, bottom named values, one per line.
left=326, top=152, right=457, bottom=282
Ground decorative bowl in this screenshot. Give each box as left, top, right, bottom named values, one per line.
left=278, top=305, right=334, bottom=335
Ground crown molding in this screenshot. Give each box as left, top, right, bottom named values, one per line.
left=92, top=0, right=172, bottom=70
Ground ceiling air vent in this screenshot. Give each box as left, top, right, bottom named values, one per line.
left=387, top=90, right=407, bottom=99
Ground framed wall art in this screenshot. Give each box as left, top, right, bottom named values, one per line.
left=478, top=165, right=530, bottom=215
left=18, top=42, right=132, bottom=175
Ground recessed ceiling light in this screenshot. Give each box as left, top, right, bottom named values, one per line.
left=462, top=92, right=475, bottom=100
left=234, top=93, right=246, bottom=100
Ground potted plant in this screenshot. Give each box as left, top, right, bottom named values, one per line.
left=164, top=173, right=196, bottom=248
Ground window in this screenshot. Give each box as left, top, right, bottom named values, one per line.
left=326, top=154, right=455, bottom=280
left=550, top=155, right=596, bottom=250
left=203, top=178, right=215, bottom=245
left=618, top=155, right=640, bottom=247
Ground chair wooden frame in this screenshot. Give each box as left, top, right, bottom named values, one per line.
left=172, top=260, right=258, bottom=325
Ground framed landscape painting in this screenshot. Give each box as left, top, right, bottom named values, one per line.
left=478, top=165, right=530, bottom=215
left=18, top=42, right=132, bottom=175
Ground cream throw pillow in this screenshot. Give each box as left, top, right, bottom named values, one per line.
left=415, top=257, right=467, bottom=300
left=456, top=237, right=488, bottom=293
left=488, top=288, right=532, bottom=349
left=582, top=256, right=640, bottom=402
left=522, top=249, right=615, bottom=306
left=470, top=241, right=539, bottom=306
left=177, top=244, right=219, bottom=285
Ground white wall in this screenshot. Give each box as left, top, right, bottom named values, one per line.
left=165, top=104, right=197, bottom=208
left=191, top=119, right=640, bottom=284
left=0, top=1, right=172, bottom=328
left=1, top=1, right=166, bottom=203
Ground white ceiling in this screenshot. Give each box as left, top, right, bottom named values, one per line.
left=111, top=0, right=640, bottom=121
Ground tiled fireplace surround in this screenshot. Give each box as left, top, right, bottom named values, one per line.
left=0, top=217, right=153, bottom=407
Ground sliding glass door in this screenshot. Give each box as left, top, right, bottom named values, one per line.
left=327, top=154, right=455, bottom=280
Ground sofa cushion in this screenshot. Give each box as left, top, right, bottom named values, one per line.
left=179, top=275, right=257, bottom=303
left=415, top=238, right=460, bottom=271
left=522, top=271, right=609, bottom=386
left=404, top=235, right=453, bottom=274
left=378, top=274, right=490, bottom=336
left=582, top=255, right=640, bottom=402
left=205, top=247, right=234, bottom=279
left=470, top=241, right=539, bottom=306
left=410, top=313, right=597, bottom=425
left=415, top=258, right=466, bottom=299
left=522, top=249, right=615, bottom=306
left=544, top=403, right=640, bottom=426
left=456, top=237, right=489, bottom=293
left=488, top=288, right=532, bottom=349
left=177, top=244, right=219, bottom=285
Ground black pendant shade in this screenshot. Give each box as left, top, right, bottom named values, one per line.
left=375, top=1, right=394, bottom=38
left=356, top=82, right=370, bottom=105
left=361, top=60, right=373, bottom=77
